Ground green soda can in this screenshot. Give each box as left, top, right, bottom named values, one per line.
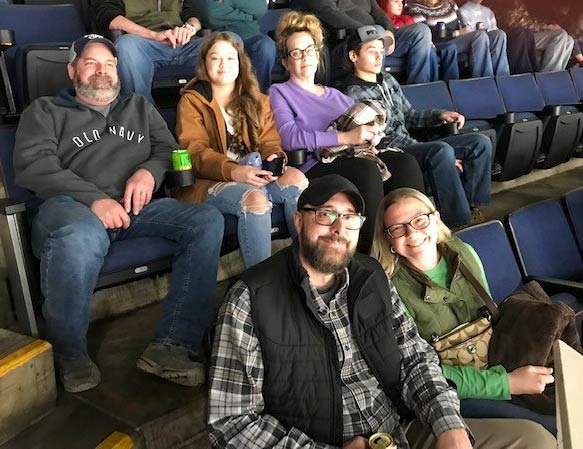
left=172, top=149, right=192, bottom=171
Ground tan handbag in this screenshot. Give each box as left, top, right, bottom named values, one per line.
left=430, top=263, right=499, bottom=369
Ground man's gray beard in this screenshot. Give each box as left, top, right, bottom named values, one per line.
left=299, top=231, right=355, bottom=274
left=74, top=74, right=120, bottom=103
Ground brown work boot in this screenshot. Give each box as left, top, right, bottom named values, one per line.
left=471, top=207, right=486, bottom=225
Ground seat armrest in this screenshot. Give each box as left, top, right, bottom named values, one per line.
left=542, top=105, right=563, bottom=117
left=284, top=149, right=306, bottom=167
left=0, top=198, right=26, bottom=215
left=495, top=112, right=516, bottom=125
left=525, top=275, right=583, bottom=298
left=165, top=169, right=196, bottom=188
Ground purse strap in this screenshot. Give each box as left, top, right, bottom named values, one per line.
left=458, top=262, right=499, bottom=319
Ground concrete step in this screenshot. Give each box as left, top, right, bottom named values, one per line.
left=0, top=303, right=214, bottom=449
left=0, top=329, right=56, bottom=446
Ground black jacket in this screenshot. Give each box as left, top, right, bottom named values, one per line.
left=240, top=241, right=404, bottom=446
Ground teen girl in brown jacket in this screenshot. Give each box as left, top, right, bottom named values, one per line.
left=175, top=32, right=307, bottom=268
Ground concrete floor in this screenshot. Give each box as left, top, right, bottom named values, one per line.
left=2, top=163, right=583, bottom=449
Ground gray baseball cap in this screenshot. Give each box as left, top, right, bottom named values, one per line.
left=69, top=34, right=117, bottom=63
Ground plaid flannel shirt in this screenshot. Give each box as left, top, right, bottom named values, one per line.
left=208, top=267, right=466, bottom=449
left=343, top=73, right=446, bottom=149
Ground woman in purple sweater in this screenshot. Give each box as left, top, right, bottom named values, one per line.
left=269, top=11, right=424, bottom=253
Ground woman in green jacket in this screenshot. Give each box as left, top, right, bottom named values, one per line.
left=370, top=187, right=556, bottom=430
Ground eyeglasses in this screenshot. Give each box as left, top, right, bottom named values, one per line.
left=384, top=212, right=434, bottom=238
left=302, top=207, right=366, bottom=230
left=286, top=44, right=318, bottom=60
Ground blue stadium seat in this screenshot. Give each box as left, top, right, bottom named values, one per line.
left=534, top=71, right=583, bottom=167
left=506, top=199, right=583, bottom=316
left=564, top=187, right=583, bottom=254
left=571, top=67, right=583, bottom=102
left=456, top=220, right=522, bottom=304
left=0, top=4, right=86, bottom=110
left=401, top=81, right=454, bottom=111
left=456, top=220, right=559, bottom=433
left=494, top=74, right=543, bottom=181
left=448, top=77, right=505, bottom=173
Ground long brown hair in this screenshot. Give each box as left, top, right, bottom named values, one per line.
left=195, top=32, right=264, bottom=153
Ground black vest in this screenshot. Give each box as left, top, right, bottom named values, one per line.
left=240, top=242, right=404, bottom=446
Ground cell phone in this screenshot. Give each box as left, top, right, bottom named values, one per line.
left=262, top=157, right=285, bottom=176
left=376, top=136, right=392, bottom=150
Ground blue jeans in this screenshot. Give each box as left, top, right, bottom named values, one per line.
left=206, top=181, right=300, bottom=269
left=404, top=133, right=492, bottom=227
left=116, top=34, right=203, bottom=103
left=448, top=30, right=493, bottom=78
left=392, top=23, right=434, bottom=84
left=487, top=29, right=510, bottom=76
left=30, top=196, right=224, bottom=361
left=244, top=34, right=276, bottom=93
left=435, top=41, right=460, bottom=81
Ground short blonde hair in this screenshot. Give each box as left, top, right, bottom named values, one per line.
left=275, top=11, right=325, bottom=62
left=370, top=188, right=453, bottom=277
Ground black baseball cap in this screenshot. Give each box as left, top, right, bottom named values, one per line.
left=298, top=175, right=365, bottom=214
left=69, top=34, right=117, bottom=63
left=346, top=25, right=393, bottom=52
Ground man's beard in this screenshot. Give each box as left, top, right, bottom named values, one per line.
left=74, top=73, right=120, bottom=103
left=299, top=231, right=356, bottom=274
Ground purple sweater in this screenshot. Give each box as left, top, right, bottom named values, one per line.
left=269, top=80, right=355, bottom=172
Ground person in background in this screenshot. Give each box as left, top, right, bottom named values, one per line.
left=381, top=0, right=459, bottom=80
left=175, top=32, right=307, bottom=269
left=291, top=0, right=435, bottom=84
left=405, top=0, right=510, bottom=77
left=188, top=0, right=276, bottom=92
left=94, top=0, right=204, bottom=103
left=269, top=11, right=425, bottom=254
left=497, top=0, right=574, bottom=72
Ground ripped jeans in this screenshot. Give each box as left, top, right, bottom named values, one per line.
left=206, top=180, right=301, bottom=268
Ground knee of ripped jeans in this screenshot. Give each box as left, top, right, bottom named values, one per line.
left=241, top=189, right=272, bottom=215
left=275, top=167, right=309, bottom=191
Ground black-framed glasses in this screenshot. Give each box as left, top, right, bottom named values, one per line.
left=384, top=212, right=434, bottom=238
left=286, top=44, right=318, bottom=60
left=302, top=207, right=366, bottom=230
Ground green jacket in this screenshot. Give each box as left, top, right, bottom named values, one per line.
left=191, top=0, right=266, bottom=40
left=391, top=238, right=510, bottom=401
left=124, top=0, right=184, bottom=30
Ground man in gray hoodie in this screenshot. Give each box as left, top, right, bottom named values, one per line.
left=14, top=34, right=224, bottom=393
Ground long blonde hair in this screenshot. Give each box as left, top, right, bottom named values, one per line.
left=195, top=32, right=264, bottom=153
left=370, top=188, right=452, bottom=277
left=274, top=11, right=325, bottom=71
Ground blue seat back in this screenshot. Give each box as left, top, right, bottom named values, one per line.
left=564, top=187, right=583, bottom=252
left=0, top=4, right=85, bottom=46
left=570, top=67, right=583, bottom=102
left=401, top=81, right=454, bottom=111
left=507, top=199, right=583, bottom=281
left=496, top=73, right=545, bottom=113
left=535, top=71, right=580, bottom=106
left=449, top=77, right=506, bottom=120
left=0, top=125, right=35, bottom=202
left=456, top=220, right=522, bottom=304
